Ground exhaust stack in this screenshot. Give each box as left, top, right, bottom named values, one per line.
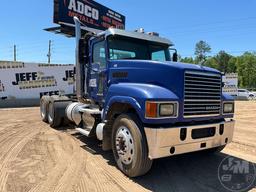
left=74, top=16, right=87, bottom=102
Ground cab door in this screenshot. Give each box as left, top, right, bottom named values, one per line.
left=89, top=39, right=108, bottom=103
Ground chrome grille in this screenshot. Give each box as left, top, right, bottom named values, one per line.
left=184, top=71, right=222, bottom=117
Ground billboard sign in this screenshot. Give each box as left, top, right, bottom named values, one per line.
left=0, top=61, right=75, bottom=101
left=222, top=73, right=238, bottom=96
left=54, top=0, right=126, bottom=32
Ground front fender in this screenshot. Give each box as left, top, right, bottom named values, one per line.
left=104, top=83, right=179, bottom=124
left=104, top=95, right=143, bottom=120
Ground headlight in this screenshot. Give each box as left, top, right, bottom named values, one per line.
left=223, top=102, right=234, bottom=114
left=159, top=104, right=174, bottom=116
left=145, top=101, right=178, bottom=118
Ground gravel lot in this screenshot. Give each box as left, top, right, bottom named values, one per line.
left=0, top=101, right=255, bottom=192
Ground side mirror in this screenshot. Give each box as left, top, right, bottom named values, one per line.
left=172, top=52, right=178, bottom=62
left=92, top=63, right=100, bottom=73
left=79, top=38, right=86, bottom=63
left=169, top=48, right=178, bottom=62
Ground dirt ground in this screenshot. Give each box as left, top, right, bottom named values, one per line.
left=0, top=101, right=255, bottom=192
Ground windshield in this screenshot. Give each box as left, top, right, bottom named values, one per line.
left=108, top=36, right=171, bottom=62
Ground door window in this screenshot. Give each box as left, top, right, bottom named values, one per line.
left=93, top=41, right=106, bottom=69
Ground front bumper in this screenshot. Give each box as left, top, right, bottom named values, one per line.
left=144, top=119, right=235, bottom=159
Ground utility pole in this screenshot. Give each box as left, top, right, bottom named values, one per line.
left=14, top=45, right=17, bottom=62
left=47, top=40, right=52, bottom=64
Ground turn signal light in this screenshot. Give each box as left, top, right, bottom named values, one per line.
left=145, top=102, right=157, bottom=118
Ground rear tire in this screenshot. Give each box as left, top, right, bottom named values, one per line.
left=112, top=114, right=153, bottom=177
left=40, top=96, right=50, bottom=123
left=48, top=101, right=62, bottom=128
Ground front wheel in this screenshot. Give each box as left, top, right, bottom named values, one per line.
left=112, top=114, right=153, bottom=177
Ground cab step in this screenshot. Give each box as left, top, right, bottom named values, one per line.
left=75, top=127, right=91, bottom=137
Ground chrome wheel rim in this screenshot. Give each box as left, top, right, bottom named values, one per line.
left=40, top=102, right=46, bottom=119
left=48, top=103, right=54, bottom=123
left=115, top=126, right=134, bottom=165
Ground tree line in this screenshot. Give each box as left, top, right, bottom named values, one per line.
left=180, top=40, right=256, bottom=89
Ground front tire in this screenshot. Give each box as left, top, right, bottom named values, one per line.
left=112, top=114, right=153, bottom=177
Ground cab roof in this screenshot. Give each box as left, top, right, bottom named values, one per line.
left=98, top=28, right=174, bottom=46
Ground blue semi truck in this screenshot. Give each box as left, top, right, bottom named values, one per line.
left=40, top=17, right=235, bottom=177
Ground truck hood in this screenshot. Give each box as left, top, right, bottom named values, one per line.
left=162, top=61, right=219, bottom=73
left=109, top=60, right=221, bottom=99
left=110, top=60, right=219, bottom=73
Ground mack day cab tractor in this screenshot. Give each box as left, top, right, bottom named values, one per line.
left=40, top=7, right=235, bottom=178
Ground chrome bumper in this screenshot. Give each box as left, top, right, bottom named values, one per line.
left=144, top=119, right=235, bottom=160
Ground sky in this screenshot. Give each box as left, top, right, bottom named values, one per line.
left=0, top=0, right=256, bottom=64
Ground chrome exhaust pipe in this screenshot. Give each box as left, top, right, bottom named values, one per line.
left=74, top=16, right=87, bottom=102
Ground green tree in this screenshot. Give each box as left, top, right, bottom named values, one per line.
left=204, top=57, right=218, bottom=69
left=203, top=51, right=236, bottom=73
left=236, top=52, right=256, bottom=88
left=180, top=57, right=194, bottom=64
left=213, top=51, right=232, bottom=73
left=227, top=57, right=237, bottom=73
left=194, top=40, right=211, bottom=63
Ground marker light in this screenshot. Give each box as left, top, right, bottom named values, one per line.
left=145, top=101, right=178, bottom=118
left=145, top=102, right=158, bottom=118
